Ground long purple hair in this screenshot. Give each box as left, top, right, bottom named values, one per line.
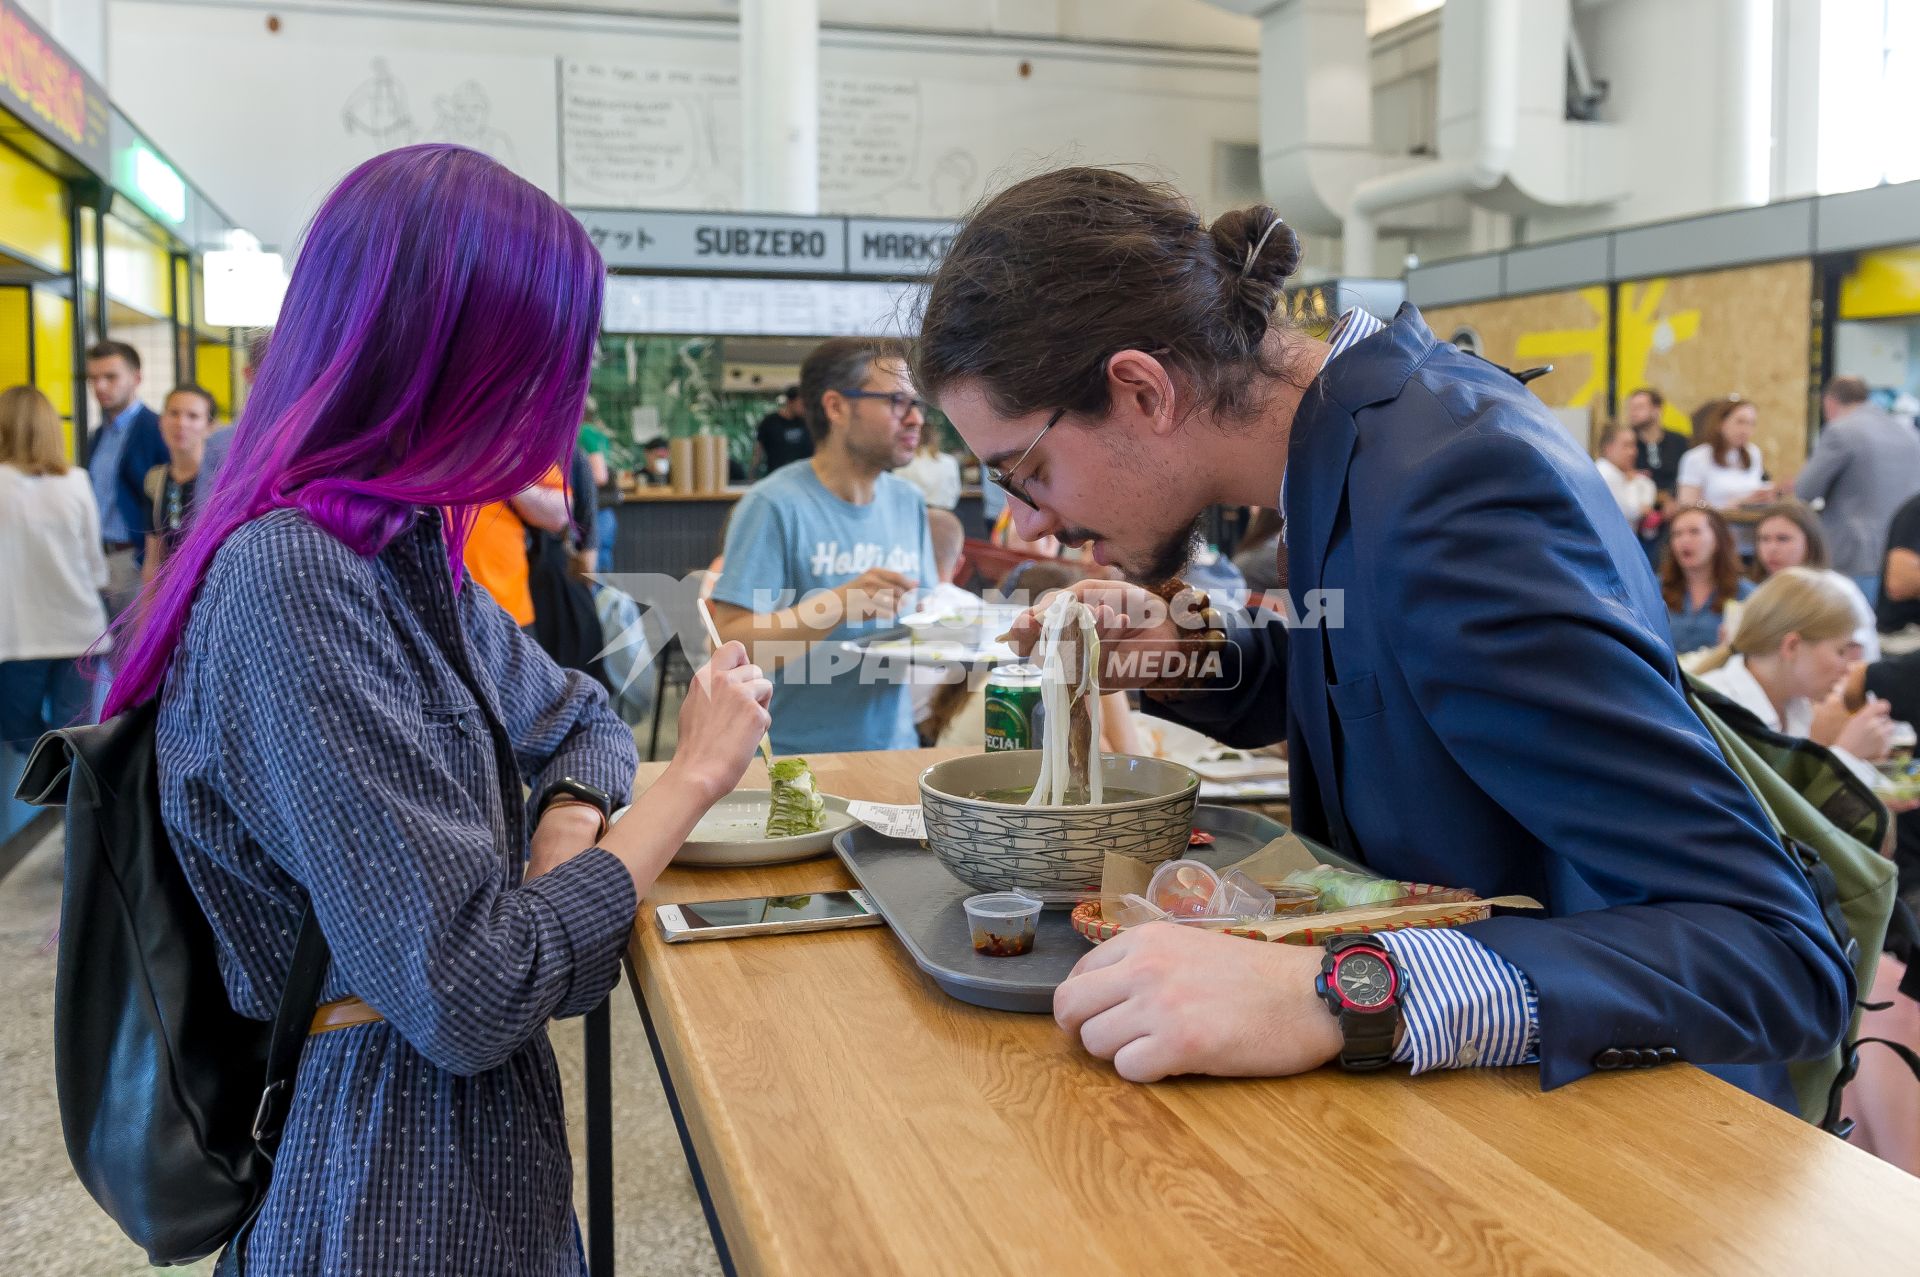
left=104, top=144, right=604, bottom=714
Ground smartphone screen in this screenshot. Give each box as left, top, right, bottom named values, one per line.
left=677, top=892, right=872, bottom=931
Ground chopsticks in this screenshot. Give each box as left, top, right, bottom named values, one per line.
left=695, top=597, right=776, bottom=769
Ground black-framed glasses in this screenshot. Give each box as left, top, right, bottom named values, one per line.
left=835, top=388, right=930, bottom=419
left=984, top=407, right=1066, bottom=509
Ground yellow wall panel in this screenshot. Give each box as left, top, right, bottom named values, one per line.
left=104, top=214, right=171, bottom=318
left=0, top=141, right=69, bottom=272
left=0, top=287, right=30, bottom=388
left=196, top=340, right=232, bottom=417
left=1838, top=246, right=1920, bottom=321
left=33, top=289, right=73, bottom=421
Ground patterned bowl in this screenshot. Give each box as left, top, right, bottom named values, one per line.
left=918, top=752, right=1201, bottom=893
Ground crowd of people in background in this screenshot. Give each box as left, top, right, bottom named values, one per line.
left=1591, top=377, right=1920, bottom=668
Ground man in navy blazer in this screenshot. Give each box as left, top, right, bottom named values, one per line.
left=85, top=341, right=169, bottom=616
left=1154, top=306, right=1851, bottom=1107
left=960, top=305, right=1850, bottom=1111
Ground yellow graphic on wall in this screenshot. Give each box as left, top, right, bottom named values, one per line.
left=1838, top=245, right=1920, bottom=320
left=1512, top=286, right=1610, bottom=411
left=1612, top=280, right=1702, bottom=434
left=1505, top=282, right=1701, bottom=434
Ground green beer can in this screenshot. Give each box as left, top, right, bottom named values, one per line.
left=983, top=664, right=1044, bottom=752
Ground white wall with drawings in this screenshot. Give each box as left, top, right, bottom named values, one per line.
left=110, top=2, right=562, bottom=252
left=109, top=0, right=1256, bottom=251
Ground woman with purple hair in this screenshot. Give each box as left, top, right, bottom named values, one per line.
left=106, top=145, right=772, bottom=1274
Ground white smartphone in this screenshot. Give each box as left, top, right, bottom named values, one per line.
left=654, top=890, right=882, bottom=943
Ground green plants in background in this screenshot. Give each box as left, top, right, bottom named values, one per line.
left=588, top=333, right=968, bottom=480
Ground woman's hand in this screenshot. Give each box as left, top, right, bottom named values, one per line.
left=1003, top=579, right=1188, bottom=691
left=525, top=802, right=606, bottom=881
left=669, top=640, right=773, bottom=804
left=1835, top=697, right=1895, bottom=763
left=1809, top=688, right=1851, bottom=746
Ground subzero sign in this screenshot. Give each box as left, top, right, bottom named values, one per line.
left=572, top=209, right=849, bottom=274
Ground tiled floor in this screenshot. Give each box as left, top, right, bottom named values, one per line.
left=0, top=694, right=721, bottom=1275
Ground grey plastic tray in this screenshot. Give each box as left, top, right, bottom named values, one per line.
left=834, top=803, right=1330, bottom=1014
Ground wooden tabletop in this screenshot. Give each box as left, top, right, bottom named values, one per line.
left=625, top=750, right=1920, bottom=1276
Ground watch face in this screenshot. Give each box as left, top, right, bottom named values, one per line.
left=1334, top=951, right=1395, bottom=1010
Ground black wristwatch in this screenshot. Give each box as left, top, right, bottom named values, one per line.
left=1314, top=934, right=1403, bottom=1071
left=534, top=776, right=613, bottom=839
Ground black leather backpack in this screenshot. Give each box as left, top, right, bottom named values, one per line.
left=16, top=703, right=329, bottom=1265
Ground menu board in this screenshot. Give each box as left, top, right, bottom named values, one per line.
left=602, top=275, right=923, bottom=337
left=561, top=59, right=922, bottom=211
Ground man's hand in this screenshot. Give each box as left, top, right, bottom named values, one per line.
left=823, top=567, right=918, bottom=625
left=525, top=801, right=606, bottom=881
left=1052, top=923, right=1342, bottom=1082
left=1003, top=579, right=1187, bottom=691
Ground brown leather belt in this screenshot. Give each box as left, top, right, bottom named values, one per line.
left=309, top=996, right=384, bottom=1035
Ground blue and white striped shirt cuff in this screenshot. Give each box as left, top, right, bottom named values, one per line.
left=1377, top=928, right=1540, bottom=1073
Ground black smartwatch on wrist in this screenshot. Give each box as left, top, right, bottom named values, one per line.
left=1314, top=934, right=1404, bottom=1071
left=534, top=776, right=613, bottom=839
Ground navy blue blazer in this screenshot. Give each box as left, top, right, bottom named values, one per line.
left=1158, top=306, right=1852, bottom=1108
left=109, top=402, right=168, bottom=550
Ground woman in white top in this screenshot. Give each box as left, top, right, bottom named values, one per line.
left=1676, top=395, right=1773, bottom=512
left=1751, top=501, right=1879, bottom=660
left=1594, top=424, right=1656, bottom=524
left=0, top=385, right=109, bottom=748
left=895, top=435, right=962, bottom=509
left=1694, top=567, right=1892, bottom=787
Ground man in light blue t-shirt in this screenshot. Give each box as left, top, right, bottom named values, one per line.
left=709, top=337, right=936, bottom=754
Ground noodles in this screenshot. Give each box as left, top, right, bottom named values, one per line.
left=1027, top=594, right=1104, bottom=807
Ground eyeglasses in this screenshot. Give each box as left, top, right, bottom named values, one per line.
left=835, top=388, right=930, bottom=419
left=984, top=407, right=1066, bottom=509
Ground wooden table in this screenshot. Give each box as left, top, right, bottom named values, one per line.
left=625, top=750, right=1920, bottom=1276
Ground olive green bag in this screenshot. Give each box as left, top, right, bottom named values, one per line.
left=1685, top=676, right=1897, bottom=1129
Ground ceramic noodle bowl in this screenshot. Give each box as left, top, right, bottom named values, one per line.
left=918, top=752, right=1201, bottom=893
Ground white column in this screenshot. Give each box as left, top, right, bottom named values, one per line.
left=1770, top=0, right=1822, bottom=199
left=740, top=0, right=820, bottom=214
left=1720, top=0, right=1774, bottom=207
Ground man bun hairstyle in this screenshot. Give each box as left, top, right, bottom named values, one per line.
left=912, top=167, right=1307, bottom=425
left=1207, top=204, right=1303, bottom=356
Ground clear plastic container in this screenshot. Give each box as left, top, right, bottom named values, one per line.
left=1109, top=893, right=1171, bottom=927
left=964, top=892, right=1043, bottom=956
left=1210, top=869, right=1276, bottom=920
left=1147, top=859, right=1222, bottom=918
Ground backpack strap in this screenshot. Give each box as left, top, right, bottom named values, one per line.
left=1787, top=838, right=1863, bottom=970
left=1854, top=1036, right=1920, bottom=1087
left=249, top=903, right=329, bottom=1153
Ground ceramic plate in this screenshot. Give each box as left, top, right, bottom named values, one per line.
left=672, top=789, right=859, bottom=867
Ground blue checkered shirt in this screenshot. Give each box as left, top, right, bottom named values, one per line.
left=157, top=508, right=638, bottom=1274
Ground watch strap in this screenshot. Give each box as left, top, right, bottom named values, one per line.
left=1336, top=1002, right=1398, bottom=1071
left=535, top=776, right=613, bottom=840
